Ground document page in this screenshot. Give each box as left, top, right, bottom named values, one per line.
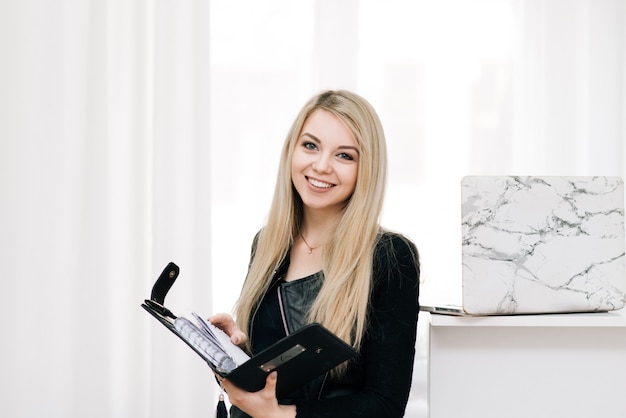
left=173, top=312, right=250, bottom=373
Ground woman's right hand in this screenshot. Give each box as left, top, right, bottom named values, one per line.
left=208, top=312, right=248, bottom=347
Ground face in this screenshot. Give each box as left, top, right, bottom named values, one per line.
left=291, top=109, right=359, bottom=216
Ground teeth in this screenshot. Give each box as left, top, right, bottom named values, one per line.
left=309, top=178, right=333, bottom=188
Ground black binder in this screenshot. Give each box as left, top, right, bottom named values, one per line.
left=142, top=262, right=357, bottom=396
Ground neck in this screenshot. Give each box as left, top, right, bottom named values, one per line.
left=299, top=231, right=321, bottom=254
left=299, top=211, right=339, bottom=254
left=302, top=206, right=342, bottom=233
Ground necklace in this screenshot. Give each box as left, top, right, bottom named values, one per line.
left=299, top=232, right=321, bottom=254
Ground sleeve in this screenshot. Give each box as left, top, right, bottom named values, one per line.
left=293, top=233, right=421, bottom=418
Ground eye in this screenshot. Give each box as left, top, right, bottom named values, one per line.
left=336, top=152, right=354, bottom=161
left=303, top=141, right=318, bottom=151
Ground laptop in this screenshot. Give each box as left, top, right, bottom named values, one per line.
left=422, top=175, right=626, bottom=316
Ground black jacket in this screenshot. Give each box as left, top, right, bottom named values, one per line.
left=232, top=231, right=420, bottom=418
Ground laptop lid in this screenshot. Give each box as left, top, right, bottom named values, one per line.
left=461, top=175, right=625, bottom=315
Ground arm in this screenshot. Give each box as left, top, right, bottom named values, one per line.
left=294, top=233, right=421, bottom=418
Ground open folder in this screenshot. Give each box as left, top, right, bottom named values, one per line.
left=142, top=262, right=357, bottom=396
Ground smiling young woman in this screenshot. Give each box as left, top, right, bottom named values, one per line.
left=210, top=90, right=420, bottom=418
left=291, top=109, right=360, bottom=218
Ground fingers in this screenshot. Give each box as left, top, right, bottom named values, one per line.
left=208, top=312, right=234, bottom=328
left=230, top=329, right=248, bottom=346
left=208, top=312, right=248, bottom=346
left=265, top=371, right=278, bottom=394
left=223, top=372, right=285, bottom=417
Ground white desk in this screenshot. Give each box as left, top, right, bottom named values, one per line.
left=427, top=310, right=626, bottom=418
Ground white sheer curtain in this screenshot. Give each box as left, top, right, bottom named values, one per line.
left=1, top=1, right=624, bottom=418
left=1, top=1, right=212, bottom=417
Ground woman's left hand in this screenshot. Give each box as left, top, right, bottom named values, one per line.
left=221, top=372, right=296, bottom=418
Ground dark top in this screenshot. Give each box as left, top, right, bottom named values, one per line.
left=234, top=231, right=420, bottom=418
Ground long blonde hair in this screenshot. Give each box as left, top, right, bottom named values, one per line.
left=235, top=90, right=387, bottom=361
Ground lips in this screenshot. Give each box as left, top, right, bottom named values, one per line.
left=307, top=176, right=334, bottom=189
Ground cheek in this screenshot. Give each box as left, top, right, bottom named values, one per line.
left=340, top=165, right=359, bottom=191
left=290, top=156, right=307, bottom=188
left=290, top=155, right=300, bottom=178
left=291, top=151, right=306, bottom=173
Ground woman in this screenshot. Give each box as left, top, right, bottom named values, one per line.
left=211, top=90, right=420, bottom=418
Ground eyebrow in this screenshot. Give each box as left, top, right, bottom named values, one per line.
left=301, top=132, right=360, bottom=154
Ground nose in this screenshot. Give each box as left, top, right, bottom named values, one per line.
left=312, top=152, right=332, bottom=173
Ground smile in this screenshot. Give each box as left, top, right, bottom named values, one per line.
left=307, top=177, right=334, bottom=189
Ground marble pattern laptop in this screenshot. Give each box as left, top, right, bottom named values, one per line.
left=460, top=175, right=625, bottom=315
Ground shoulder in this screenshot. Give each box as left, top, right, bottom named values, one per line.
left=374, top=230, right=420, bottom=269
left=368, top=230, right=421, bottom=326
left=371, top=229, right=420, bottom=292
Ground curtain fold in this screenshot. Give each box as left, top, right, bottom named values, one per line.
left=1, top=1, right=212, bottom=417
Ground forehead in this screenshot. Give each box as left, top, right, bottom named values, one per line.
left=300, top=109, right=357, bottom=146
